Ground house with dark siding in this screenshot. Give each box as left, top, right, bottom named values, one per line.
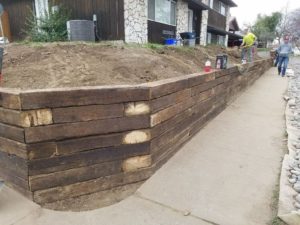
left=1, top=0, right=237, bottom=46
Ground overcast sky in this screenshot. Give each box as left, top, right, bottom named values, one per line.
left=231, top=0, right=300, bottom=28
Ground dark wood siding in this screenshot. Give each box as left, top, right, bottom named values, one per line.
left=1, top=0, right=34, bottom=40
left=2, top=0, right=124, bottom=41
left=207, top=9, right=226, bottom=31
left=51, top=0, right=125, bottom=40
left=191, top=9, right=202, bottom=44
left=148, top=20, right=176, bottom=44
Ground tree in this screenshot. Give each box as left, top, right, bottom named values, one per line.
left=25, top=4, right=71, bottom=42
left=286, top=8, right=300, bottom=46
left=276, top=4, right=290, bottom=43
left=252, top=12, right=282, bottom=43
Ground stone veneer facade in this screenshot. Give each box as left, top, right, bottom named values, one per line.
left=224, top=6, right=231, bottom=46
left=200, top=11, right=208, bottom=46
left=123, top=0, right=211, bottom=46
left=200, top=0, right=209, bottom=46
left=124, top=0, right=148, bottom=44
left=176, top=0, right=189, bottom=37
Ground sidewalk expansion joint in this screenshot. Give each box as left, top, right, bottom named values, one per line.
left=134, top=192, right=220, bottom=225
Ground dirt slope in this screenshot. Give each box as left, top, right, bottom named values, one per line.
left=1, top=42, right=251, bottom=90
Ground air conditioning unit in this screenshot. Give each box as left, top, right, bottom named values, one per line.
left=67, top=20, right=95, bottom=42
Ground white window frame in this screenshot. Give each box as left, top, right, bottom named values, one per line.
left=148, top=0, right=177, bottom=26
left=207, top=32, right=212, bottom=44
left=188, top=9, right=193, bottom=32
left=220, top=2, right=226, bottom=16
left=209, top=0, right=213, bottom=8
left=218, top=35, right=225, bottom=45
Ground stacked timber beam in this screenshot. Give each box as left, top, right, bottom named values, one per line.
left=0, top=59, right=272, bottom=207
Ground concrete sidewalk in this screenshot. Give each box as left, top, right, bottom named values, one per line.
left=0, top=67, right=287, bottom=225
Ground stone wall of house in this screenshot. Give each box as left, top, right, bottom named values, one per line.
left=176, top=0, right=189, bottom=36
left=124, top=0, right=148, bottom=44
left=200, top=0, right=209, bottom=46
left=200, top=10, right=208, bottom=46
left=225, top=6, right=231, bottom=46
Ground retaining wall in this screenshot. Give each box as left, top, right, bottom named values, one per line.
left=0, top=59, right=272, bottom=206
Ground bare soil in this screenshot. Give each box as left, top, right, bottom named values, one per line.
left=1, top=42, right=254, bottom=90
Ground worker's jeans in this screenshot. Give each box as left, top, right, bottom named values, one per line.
left=277, top=56, right=289, bottom=76
left=274, top=55, right=279, bottom=67
left=241, top=47, right=253, bottom=62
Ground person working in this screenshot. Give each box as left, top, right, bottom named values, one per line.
left=274, top=48, right=279, bottom=67
left=277, top=36, right=293, bottom=77
left=240, top=31, right=257, bottom=63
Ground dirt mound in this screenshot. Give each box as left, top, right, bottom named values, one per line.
left=1, top=42, right=251, bottom=90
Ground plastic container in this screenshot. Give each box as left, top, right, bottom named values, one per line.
left=165, top=38, right=177, bottom=46
left=204, top=60, right=211, bottom=72
left=180, top=32, right=196, bottom=39
left=180, top=32, right=196, bottom=47
left=182, top=39, right=196, bottom=47
left=215, top=54, right=228, bottom=69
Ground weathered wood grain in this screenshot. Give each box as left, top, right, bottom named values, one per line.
left=56, top=133, right=123, bottom=156
left=150, top=89, right=191, bottom=113
left=150, top=115, right=192, bottom=154
left=152, top=128, right=190, bottom=166
left=25, top=115, right=150, bottom=143
left=20, top=86, right=150, bottom=109
left=29, top=160, right=122, bottom=191
left=0, top=89, right=21, bottom=110
left=0, top=122, right=24, bottom=143
left=0, top=151, right=28, bottom=179
left=151, top=107, right=193, bottom=138
left=125, top=102, right=150, bottom=116
left=0, top=108, right=52, bottom=127
left=150, top=97, right=194, bottom=127
left=188, top=72, right=215, bottom=87
left=28, top=142, right=150, bottom=175
left=0, top=166, right=28, bottom=189
left=27, top=142, right=57, bottom=160
left=0, top=136, right=27, bottom=159
left=52, top=104, right=124, bottom=123
left=148, top=77, right=189, bottom=99
left=33, top=167, right=154, bottom=204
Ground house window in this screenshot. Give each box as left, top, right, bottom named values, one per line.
left=212, top=0, right=227, bottom=16
left=207, top=32, right=212, bottom=44
left=213, top=0, right=220, bottom=12
left=148, top=0, right=155, bottom=20
left=170, top=1, right=176, bottom=25
left=218, top=35, right=225, bottom=45
left=208, top=0, right=213, bottom=8
left=148, top=0, right=176, bottom=26
left=188, top=9, right=193, bottom=32
left=220, top=2, right=226, bottom=16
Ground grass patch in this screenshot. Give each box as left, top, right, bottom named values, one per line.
left=142, top=43, right=165, bottom=50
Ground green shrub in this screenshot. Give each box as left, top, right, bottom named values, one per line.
left=25, top=5, right=71, bottom=42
